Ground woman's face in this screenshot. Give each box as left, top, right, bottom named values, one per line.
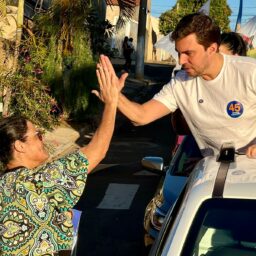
left=21, top=121, right=49, bottom=167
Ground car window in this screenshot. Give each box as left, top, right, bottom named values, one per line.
left=181, top=199, right=256, bottom=256
left=169, top=135, right=202, bottom=176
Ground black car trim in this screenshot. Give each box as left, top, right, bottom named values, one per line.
left=213, top=144, right=235, bottom=198
left=212, top=162, right=230, bottom=198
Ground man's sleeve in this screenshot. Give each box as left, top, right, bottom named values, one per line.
left=153, top=80, right=179, bottom=112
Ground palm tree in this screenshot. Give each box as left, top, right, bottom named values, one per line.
left=107, top=0, right=137, bottom=29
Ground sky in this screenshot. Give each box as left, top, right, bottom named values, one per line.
left=151, top=0, right=256, bottom=31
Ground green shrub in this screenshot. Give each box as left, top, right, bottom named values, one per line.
left=0, top=73, right=58, bottom=129
left=40, top=31, right=99, bottom=120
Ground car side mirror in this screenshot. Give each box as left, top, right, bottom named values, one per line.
left=141, top=156, right=164, bottom=172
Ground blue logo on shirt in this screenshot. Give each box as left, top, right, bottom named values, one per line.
left=227, top=101, right=243, bottom=118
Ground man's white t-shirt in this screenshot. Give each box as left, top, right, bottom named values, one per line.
left=154, top=54, right=256, bottom=156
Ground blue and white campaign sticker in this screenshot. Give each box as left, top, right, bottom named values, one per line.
left=226, top=101, right=244, bottom=118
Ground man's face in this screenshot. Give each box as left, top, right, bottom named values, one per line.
left=175, top=33, right=214, bottom=77
left=22, top=121, right=49, bottom=167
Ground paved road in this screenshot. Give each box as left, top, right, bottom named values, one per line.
left=73, top=117, right=175, bottom=255
left=72, top=62, right=176, bottom=256
left=75, top=163, right=162, bottom=256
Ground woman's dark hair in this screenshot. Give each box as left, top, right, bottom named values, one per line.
left=171, top=13, right=221, bottom=50
left=220, top=32, right=247, bottom=56
left=0, top=115, right=28, bottom=166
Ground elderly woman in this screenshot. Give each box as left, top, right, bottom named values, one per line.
left=0, top=66, right=118, bottom=255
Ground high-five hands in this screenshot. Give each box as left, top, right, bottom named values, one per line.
left=92, top=55, right=129, bottom=102
left=93, top=58, right=119, bottom=106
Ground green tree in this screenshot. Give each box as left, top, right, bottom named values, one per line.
left=32, top=0, right=136, bottom=119
left=0, top=0, right=136, bottom=124
left=26, top=0, right=98, bottom=119
left=159, top=0, right=232, bottom=35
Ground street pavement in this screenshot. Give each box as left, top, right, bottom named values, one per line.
left=43, top=60, right=176, bottom=255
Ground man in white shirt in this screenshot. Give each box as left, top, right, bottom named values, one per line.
left=94, top=13, right=256, bottom=158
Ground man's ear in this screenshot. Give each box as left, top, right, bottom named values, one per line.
left=208, top=42, right=218, bottom=55
left=13, top=140, right=26, bottom=153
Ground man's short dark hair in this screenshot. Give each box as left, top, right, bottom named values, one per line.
left=171, top=13, right=221, bottom=50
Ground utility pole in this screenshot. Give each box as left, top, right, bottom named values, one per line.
left=92, top=0, right=106, bottom=21
left=135, top=0, right=148, bottom=80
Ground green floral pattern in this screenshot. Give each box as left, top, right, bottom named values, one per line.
left=0, top=151, right=88, bottom=256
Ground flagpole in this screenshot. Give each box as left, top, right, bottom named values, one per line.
left=235, top=0, right=243, bottom=32
left=198, top=0, right=211, bottom=15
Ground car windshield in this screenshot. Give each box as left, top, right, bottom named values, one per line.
left=182, top=199, right=256, bottom=256
left=170, top=135, right=202, bottom=176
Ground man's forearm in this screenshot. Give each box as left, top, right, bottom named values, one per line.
left=118, top=93, right=172, bottom=126
left=118, top=93, right=146, bottom=126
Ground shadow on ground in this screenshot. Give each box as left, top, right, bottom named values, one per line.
left=66, top=61, right=176, bottom=255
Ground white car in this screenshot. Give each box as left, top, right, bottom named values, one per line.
left=149, top=148, right=256, bottom=256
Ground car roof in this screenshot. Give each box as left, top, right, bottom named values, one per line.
left=187, top=155, right=256, bottom=203
left=161, top=155, right=256, bottom=255
left=149, top=154, right=256, bottom=256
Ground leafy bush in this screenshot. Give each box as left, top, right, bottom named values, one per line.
left=1, top=0, right=113, bottom=127
left=0, top=73, right=58, bottom=129
left=39, top=31, right=98, bottom=119
left=29, top=1, right=101, bottom=120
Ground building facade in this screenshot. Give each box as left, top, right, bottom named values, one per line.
left=106, top=0, right=170, bottom=62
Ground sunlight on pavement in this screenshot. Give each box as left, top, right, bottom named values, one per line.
left=97, top=183, right=139, bottom=210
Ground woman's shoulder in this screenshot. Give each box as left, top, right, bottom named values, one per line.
left=40, top=151, right=89, bottom=173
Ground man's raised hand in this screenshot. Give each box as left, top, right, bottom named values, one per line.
left=92, top=60, right=119, bottom=106
left=93, top=55, right=128, bottom=99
